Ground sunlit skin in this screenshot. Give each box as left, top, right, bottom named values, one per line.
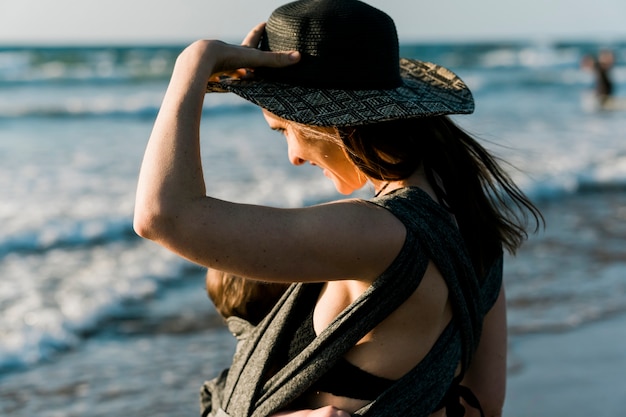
left=262, top=110, right=368, bottom=195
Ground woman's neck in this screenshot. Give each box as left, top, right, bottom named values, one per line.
left=372, top=168, right=436, bottom=200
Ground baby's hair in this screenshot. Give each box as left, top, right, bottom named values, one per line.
left=206, top=269, right=289, bottom=325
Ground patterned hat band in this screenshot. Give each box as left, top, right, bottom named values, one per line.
left=206, top=0, right=474, bottom=127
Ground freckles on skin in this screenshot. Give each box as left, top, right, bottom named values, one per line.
left=262, top=111, right=367, bottom=194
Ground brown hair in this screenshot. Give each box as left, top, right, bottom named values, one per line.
left=206, top=269, right=290, bottom=325
left=292, top=116, right=543, bottom=275
left=337, top=116, right=543, bottom=274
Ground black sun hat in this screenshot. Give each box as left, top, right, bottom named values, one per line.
left=206, top=0, right=474, bottom=127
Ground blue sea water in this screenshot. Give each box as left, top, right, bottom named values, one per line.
left=1, top=41, right=626, bottom=416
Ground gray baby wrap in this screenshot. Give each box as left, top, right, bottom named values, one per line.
left=200, top=187, right=502, bottom=417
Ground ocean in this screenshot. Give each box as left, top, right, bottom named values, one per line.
left=1, top=40, right=625, bottom=416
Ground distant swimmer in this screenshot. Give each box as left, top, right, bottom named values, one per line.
left=581, top=49, right=615, bottom=108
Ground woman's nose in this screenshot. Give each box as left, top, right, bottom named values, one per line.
left=288, top=147, right=306, bottom=166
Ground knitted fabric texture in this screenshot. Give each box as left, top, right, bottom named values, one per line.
left=200, top=187, right=502, bottom=416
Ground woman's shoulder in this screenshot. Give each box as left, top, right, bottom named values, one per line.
left=368, top=186, right=453, bottom=227
left=370, top=186, right=439, bottom=207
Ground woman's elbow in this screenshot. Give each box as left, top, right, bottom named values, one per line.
left=133, top=210, right=156, bottom=240
left=133, top=204, right=171, bottom=241
left=133, top=213, right=151, bottom=239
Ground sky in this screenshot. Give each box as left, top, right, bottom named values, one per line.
left=0, top=0, right=625, bottom=45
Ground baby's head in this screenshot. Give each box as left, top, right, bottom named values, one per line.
left=206, top=269, right=289, bottom=325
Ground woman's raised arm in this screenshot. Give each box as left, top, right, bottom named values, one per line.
left=133, top=29, right=403, bottom=283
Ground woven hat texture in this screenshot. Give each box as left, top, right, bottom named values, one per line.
left=206, top=0, right=474, bottom=126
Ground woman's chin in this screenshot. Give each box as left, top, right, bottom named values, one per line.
left=332, top=182, right=351, bottom=195
left=333, top=182, right=361, bottom=196
left=325, top=172, right=365, bottom=195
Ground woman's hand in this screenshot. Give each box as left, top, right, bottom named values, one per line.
left=212, top=22, right=300, bottom=80
left=174, top=22, right=300, bottom=93
left=271, top=406, right=351, bottom=417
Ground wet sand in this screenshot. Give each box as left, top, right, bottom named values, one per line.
left=503, top=189, right=626, bottom=416
left=505, top=311, right=626, bottom=416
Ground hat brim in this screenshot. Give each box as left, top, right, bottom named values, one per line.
left=206, top=58, right=474, bottom=127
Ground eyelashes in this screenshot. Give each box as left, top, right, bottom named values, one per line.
left=271, top=127, right=287, bottom=135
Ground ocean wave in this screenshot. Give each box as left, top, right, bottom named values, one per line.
left=0, top=104, right=161, bottom=120
left=524, top=163, right=626, bottom=203
left=0, top=46, right=178, bottom=84
left=0, top=236, right=197, bottom=374
left=3, top=41, right=623, bottom=86
left=0, top=96, right=257, bottom=120
left=402, top=39, right=624, bottom=70
left=0, top=217, right=136, bottom=258
left=0, top=276, right=162, bottom=374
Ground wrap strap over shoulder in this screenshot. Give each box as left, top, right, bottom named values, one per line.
left=214, top=187, right=502, bottom=417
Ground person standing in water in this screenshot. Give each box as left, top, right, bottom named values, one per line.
left=582, top=49, right=615, bottom=107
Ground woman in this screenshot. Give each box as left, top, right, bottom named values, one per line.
left=134, top=1, right=542, bottom=416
